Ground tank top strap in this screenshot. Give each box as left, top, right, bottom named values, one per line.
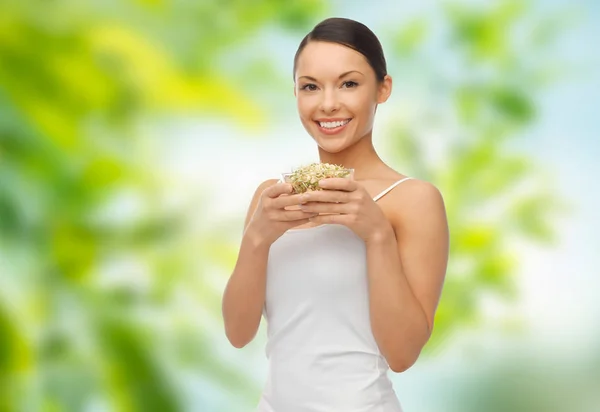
left=372, top=177, right=413, bottom=202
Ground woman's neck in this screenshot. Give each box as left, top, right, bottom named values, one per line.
left=317, top=134, right=385, bottom=180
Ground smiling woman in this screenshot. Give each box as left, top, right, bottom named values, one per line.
left=293, top=21, right=391, bottom=155
left=221, top=17, right=449, bottom=412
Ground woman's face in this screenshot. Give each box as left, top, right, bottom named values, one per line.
left=294, top=41, right=391, bottom=154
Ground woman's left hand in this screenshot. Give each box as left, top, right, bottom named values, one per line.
left=298, top=178, right=393, bottom=243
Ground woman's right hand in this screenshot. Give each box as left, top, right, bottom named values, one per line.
left=245, top=182, right=315, bottom=246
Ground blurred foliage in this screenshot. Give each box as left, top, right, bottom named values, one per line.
left=0, top=0, right=576, bottom=410
left=383, top=0, right=568, bottom=352
left=439, top=334, right=600, bottom=412
left=0, top=0, right=325, bottom=411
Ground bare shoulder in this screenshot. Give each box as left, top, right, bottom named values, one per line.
left=385, top=178, right=447, bottom=231
left=395, top=178, right=444, bottom=207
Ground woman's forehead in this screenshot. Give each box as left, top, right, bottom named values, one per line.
left=296, top=41, right=370, bottom=77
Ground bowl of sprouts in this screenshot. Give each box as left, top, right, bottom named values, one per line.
left=281, top=162, right=354, bottom=194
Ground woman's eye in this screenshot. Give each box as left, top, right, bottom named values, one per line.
left=342, top=81, right=358, bottom=88
left=301, top=84, right=318, bottom=91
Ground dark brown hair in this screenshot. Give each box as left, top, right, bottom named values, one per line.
left=293, top=17, right=388, bottom=82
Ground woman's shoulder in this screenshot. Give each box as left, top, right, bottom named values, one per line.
left=383, top=175, right=446, bottom=230
left=360, top=168, right=416, bottom=198
left=369, top=167, right=444, bottom=216
left=380, top=171, right=442, bottom=204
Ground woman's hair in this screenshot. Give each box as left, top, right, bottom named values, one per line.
left=293, top=17, right=387, bottom=82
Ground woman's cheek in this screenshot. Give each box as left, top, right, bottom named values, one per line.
left=297, top=96, right=314, bottom=113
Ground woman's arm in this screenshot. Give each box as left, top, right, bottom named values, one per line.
left=366, top=180, right=449, bottom=372
left=221, top=179, right=278, bottom=348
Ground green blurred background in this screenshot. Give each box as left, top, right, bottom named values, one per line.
left=1, top=0, right=598, bottom=411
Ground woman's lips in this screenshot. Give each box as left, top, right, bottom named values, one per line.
left=315, top=119, right=352, bottom=135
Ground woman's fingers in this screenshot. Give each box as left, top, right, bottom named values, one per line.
left=317, top=177, right=359, bottom=192
left=299, top=189, right=351, bottom=204
left=299, top=201, right=352, bottom=214
left=271, top=192, right=308, bottom=209
left=264, top=182, right=294, bottom=198
left=277, top=209, right=318, bottom=221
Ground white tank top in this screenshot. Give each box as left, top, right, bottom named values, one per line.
left=257, top=177, right=413, bottom=412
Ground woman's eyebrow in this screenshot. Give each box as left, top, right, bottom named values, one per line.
left=298, top=70, right=364, bottom=82
left=338, top=70, right=364, bottom=78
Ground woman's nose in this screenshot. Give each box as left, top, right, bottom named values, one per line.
left=319, top=89, right=340, bottom=113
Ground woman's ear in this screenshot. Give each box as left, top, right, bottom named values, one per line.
left=377, top=75, right=392, bottom=104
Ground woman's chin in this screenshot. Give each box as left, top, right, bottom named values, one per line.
left=314, top=137, right=351, bottom=154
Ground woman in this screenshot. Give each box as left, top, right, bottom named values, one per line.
left=222, top=17, right=449, bottom=412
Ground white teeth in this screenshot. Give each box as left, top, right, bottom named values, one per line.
left=319, top=119, right=350, bottom=129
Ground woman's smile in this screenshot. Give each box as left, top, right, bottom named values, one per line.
left=315, top=118, right=352, bottom=135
